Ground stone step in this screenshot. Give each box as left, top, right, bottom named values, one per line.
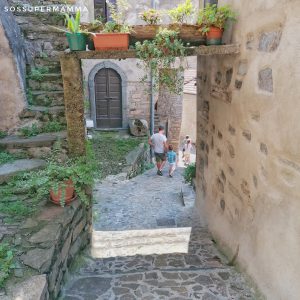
left=0, top=132, right=67, bottom=150
left=0, top=159, right=46, bottom=184
left=28, top=73, right=63, bottom=91
left=30, top=90, right=64, bottom=106
left=91, top=227, right=192, bottom=259
left=19, top=105, right=65, bottom=119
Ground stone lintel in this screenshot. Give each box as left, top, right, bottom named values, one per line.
left=60, top=44, right=240, bottom=60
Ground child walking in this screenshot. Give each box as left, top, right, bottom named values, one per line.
left=167, top=145, right=178, bottom=178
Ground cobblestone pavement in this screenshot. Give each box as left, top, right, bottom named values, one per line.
left=61, top=168, right=259, bottom=300
left=93, top=168, right=195, bottom=231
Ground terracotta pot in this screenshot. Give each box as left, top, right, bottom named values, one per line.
left=93, top=33, right=129, bottom=51
left=206, top=26, right=223, bottom=45
left=50, top=179, right=75, bottom=206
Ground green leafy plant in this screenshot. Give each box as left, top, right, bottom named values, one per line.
left=0, top=244, right=14, bottom=288
left=28, top=67, right=49, bottom=82
left=102, top=21, right=131, bottom=33
left=19, top=121, right=66, bottom=137
left=184, top=163, right=196, bottom=184
left=168, top=0, right=194, bottom=24
left=43, top=121, right=65, bottom=133
left=139, top=9, right=162, bottom=25
left=198, top=4, right=237, bottom=34
left=103, top=0, right=131, bottom=33
left=0, top=130, right=7, bottom=139
left=0, top=151, right=26, bottom=165
left=65, top=10, right=81, bottom=33
left=19, top=123, right=40, bottom=137
left=136, top=28, right=186, bottom=94
left=0, top=141, right=97, bottom=208
left=29, top=141, right=97, bottom=207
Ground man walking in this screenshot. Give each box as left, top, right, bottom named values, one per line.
left=149, top=126, right=168, bottom=176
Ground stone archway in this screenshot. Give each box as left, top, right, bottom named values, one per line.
left=88, top=61, right=128, bottom=129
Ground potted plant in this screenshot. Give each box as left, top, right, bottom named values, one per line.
left=64, top=11, right=87, bottom=51
left=198, top=4, right=237, bottom=45
left=93, top=0, right=131, bottom=51
left=167, top=0, right=205, bottom=45
left=81, top=17, right=104, bottom=50
left=32, top=142, right=97, bottom=207
left=136, top=28, right=186, bottom=94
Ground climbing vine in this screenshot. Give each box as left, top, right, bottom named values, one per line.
left=136, top=28, right=186, bottom=95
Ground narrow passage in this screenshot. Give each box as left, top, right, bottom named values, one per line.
left=61, top=168, right=258, bottom=300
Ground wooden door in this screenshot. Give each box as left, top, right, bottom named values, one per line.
left=94, top=68, right=122, bottom=128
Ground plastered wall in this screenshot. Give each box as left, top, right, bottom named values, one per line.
left=0, top=21, right=25, bottom=131
left=196, top=0, right=300, bottom=299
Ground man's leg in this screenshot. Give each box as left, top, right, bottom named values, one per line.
left=156, top=161, right=161, bottom=171
left=160, top=159, right=166, bottom=171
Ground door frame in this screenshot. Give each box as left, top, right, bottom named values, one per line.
left=88, top=61, right=128, bottom=129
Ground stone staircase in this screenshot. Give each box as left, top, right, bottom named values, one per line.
left=91, top=169, right=196, bottom=259
left=92, top=227, right=192, bottom=258
left=8, top=1, right=68, bottom=126
left=0, top=132, right=67, bottom=158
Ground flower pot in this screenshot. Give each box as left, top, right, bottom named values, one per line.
left=50, top=179, right=75, bottom=206
left=206, top=26, right=223, bottom=45
left=93, top=33, right=129, bottom=51
left=66, top=32, right=87, bottom=51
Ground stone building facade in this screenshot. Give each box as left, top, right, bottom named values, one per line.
left=195, top=0, right=300, bottom=299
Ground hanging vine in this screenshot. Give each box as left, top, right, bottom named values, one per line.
left=135, top=28, right=186, bottom=95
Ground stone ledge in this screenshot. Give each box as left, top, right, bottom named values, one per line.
left=60, top=44, right=240, bottom=60
left=0, top=132, right=67, bottom=149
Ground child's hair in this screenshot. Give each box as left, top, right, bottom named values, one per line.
left=169, top=145, right=173, bottom=151
left=185, top=135, right=189, bottom=139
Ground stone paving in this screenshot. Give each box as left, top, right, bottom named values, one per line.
left=93, top=168, right=195, bottom=231
left=61, top=167, right=259, bottom=300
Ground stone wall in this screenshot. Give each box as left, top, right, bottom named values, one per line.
left=123, top=143, right=151, bottom=179
left=3, top=201, right=91, bottom=300
left=157, top=82, right=183, bottom=151
left=195, top=0, right=300, bottom=299
left=180, top=93, right=197, bottom=143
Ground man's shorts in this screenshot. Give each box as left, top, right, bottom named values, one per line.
left=155, top=152, right=166, bottom=163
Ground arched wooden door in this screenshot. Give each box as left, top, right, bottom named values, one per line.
left=94, top=68, right=122, bottom=128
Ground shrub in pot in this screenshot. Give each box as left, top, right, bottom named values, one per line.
left=167, top=0, right=205, bottom=45
left=93, top=0, right=131, bottom=51
left=198, top=4, right=237, bottom=45
left=65, top=11, right=87, bottom=51
left=30, top=142, right=97, bottom=207
left=130, top=9, right=161, bottom=41
left=139, top=9, right=162, bottom=25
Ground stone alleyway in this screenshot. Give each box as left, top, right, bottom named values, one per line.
left=60, top=168, right=259, bottom=300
